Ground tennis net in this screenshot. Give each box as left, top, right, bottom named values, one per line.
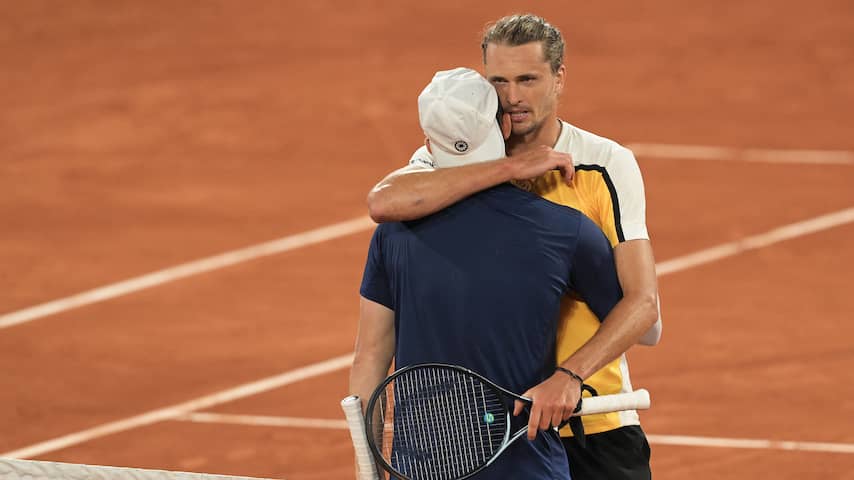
left=0, top=458, right=277, bottom=480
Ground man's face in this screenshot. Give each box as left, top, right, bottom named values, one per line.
left=484, top=42, right=565, bottom=138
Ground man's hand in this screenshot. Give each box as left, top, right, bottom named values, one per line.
left=513, top=372, right=581, bottom=441
left=505, top=145, right=574, bottom=185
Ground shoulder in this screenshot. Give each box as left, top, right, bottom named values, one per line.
left=558, top=122, right=645, bottom=199
left=475, top=184, right=583, bottom=224
left=486, top=183, right=573, bottom=207
left=558, top=121, right=638, bottom=170
left=575, top=213, right=609, bottom=243
left=517, top=186, right=586, bottom=225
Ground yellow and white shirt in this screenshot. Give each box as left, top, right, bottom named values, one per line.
left=409, top=120, right=650, bottom=435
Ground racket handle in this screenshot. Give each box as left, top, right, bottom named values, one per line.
left=341, top=396, right=380, bottom=480
left=576, top=389, right=651, bottom=416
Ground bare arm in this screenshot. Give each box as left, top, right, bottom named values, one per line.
left=368, top=162, right=513, bottom=223
left=638, top=293, right=663, bottom=346
left=349, top=297, right=396, bottom=412
left=367, top=146, right=574, bottom=223
left=562, top=239, right=659, bottom=377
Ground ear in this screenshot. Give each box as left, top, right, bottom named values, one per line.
left=425, top=137, right=432, bottom=154
left=554, top=64, right=567, bottom=94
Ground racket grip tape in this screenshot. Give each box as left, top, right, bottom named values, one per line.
left=576, top=389, right=651, bottom=416
left=341, top=395, right=380, bottom=480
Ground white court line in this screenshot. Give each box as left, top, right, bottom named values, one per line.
left=656, top=206, right=854, bottom=276
left=4, top=207, right=854, bottom=459
left=627, top=143, right=854, bottom=165
left=177, top=412, right=348, bottom=430
left=0, top=216, right=375, bottom=329
left=0, top=354, right=353, bottom=459
left=646, top=434, right=854, bottom=454
left=177, top=414, right=854, bottom=455
left=2, top=143, right=850, bottom=331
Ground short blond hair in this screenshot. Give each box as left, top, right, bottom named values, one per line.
left=481, top=14, right=565, bottom=73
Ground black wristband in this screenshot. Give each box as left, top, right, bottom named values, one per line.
left=555, top=366, right=584, bottom=385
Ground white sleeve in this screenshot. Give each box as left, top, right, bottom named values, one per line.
left=609, top=145, right=649, bottom=241
left=408, top=145, right=436, bottom=170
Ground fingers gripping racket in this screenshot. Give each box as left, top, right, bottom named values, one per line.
left=342, top=363, right=650, bottom=480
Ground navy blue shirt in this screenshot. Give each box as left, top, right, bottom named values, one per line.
left=360, top=183, right=622, bottom=480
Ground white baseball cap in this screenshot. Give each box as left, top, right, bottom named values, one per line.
left=417, top=68, right=506, bottom=168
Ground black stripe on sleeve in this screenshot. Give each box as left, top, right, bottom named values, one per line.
left=576, top=165, right=625, bottom=242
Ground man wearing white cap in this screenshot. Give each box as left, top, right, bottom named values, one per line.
left=416, top=68, right=509, bottom=168
left=350, top=67, right=624, bottom=480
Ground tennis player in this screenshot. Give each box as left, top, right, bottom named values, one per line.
left=350, top=68, right=624, bottom=480
left=365, top=14, right=660, bottom=480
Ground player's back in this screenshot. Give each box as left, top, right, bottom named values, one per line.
left=363, top=182, right=620, bottom=480
left=379, top=185, right=570, bottom=378
left=368, top=182, right=624, bottom=393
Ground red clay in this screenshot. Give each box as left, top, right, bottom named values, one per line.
left=2, top=2, right=853, bottom=479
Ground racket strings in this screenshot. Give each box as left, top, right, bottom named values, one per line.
left=374, top=367, right=507, bottom=480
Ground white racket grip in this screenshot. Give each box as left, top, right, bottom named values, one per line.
left=576, top=388, right=650, bottom=416
left=341, top=395, right=380, bottom=480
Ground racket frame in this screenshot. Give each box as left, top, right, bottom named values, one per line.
left=364, top=363, right=528, bottom=480
left=363, top=362, right=651, bottom=480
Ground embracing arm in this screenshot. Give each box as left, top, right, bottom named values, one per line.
left=367, top=146, right=574, bottom=223
left=618, top=240, right=661, bottom=346
left=638, top=295, right=663, bottom=345
left=367, top=162, right=513, bottom=223
left=516, top=235, right=658, bottom=439
left=593, top=146, right=661, bottom=346
left=349, top=297, right=396, bottom=412
left=564, top=239, right=659, bottom=379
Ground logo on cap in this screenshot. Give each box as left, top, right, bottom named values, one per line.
left=454, top=140, right=469, bottom=153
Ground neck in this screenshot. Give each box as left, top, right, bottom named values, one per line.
left=506, top=117, right=562, bottom=155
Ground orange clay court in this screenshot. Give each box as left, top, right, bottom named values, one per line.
left=1, top=2, right=853, bottom=479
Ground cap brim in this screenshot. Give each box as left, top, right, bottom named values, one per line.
left=432, top=121, right=506, bottom=168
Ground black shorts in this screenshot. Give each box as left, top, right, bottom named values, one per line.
left=561, top=425, right=651, bottom=480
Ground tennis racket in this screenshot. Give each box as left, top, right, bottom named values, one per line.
left=342, top=363, right=650, bottom=480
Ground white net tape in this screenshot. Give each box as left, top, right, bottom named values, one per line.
left=0, top=458, right=277, bottom=480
